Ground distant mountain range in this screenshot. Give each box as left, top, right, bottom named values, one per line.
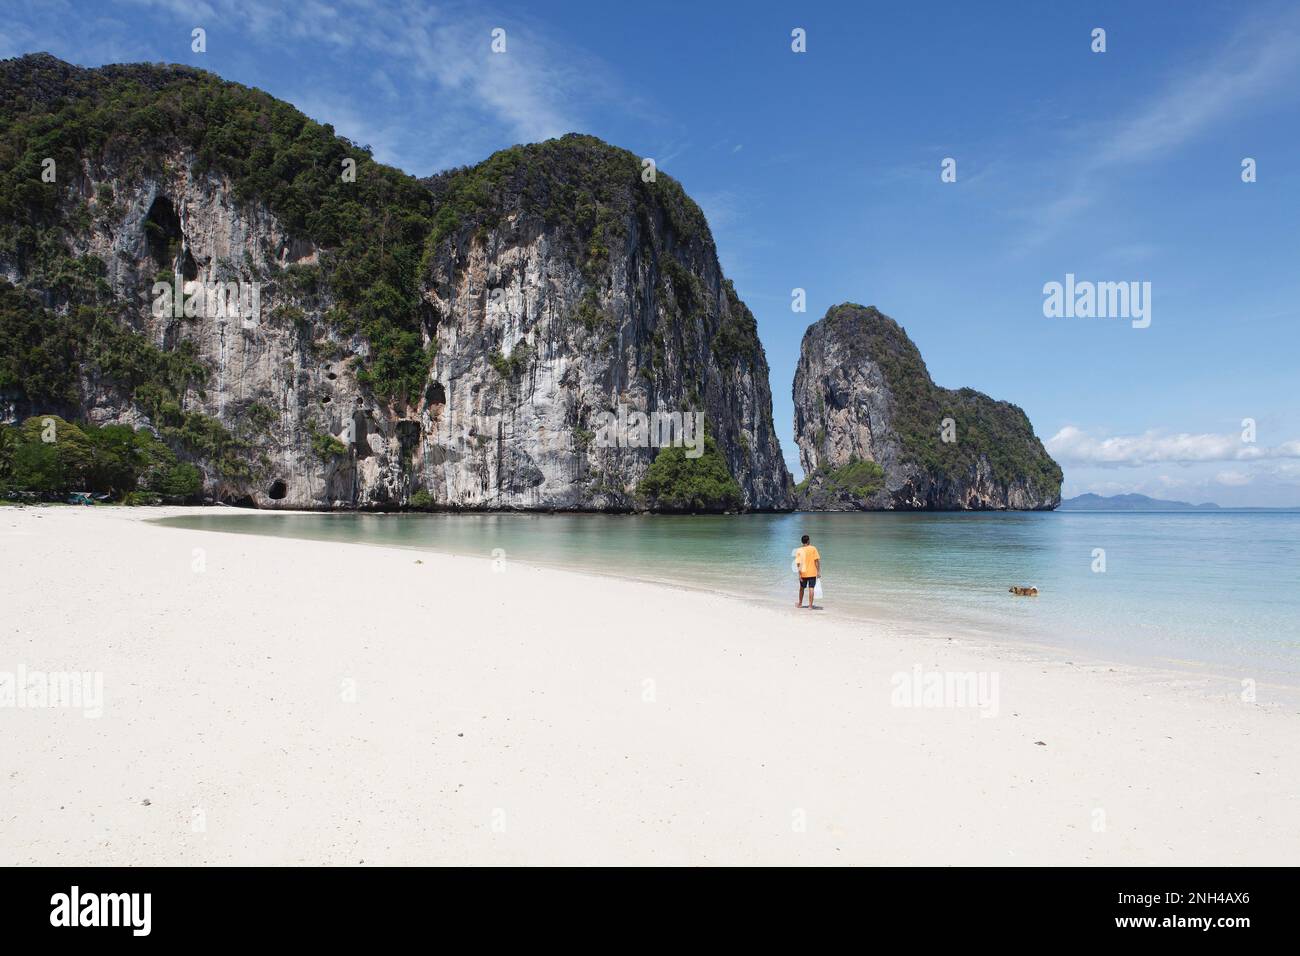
left=1059, top=493, right=1220, bottom=511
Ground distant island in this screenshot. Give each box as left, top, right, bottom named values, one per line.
left=1059, top=493, right=1220, bottom=511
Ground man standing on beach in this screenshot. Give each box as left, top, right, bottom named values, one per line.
left=795, top=534, right=821, bottom=609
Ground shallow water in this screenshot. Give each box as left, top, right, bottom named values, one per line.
left=156, top=510, right=1300, bottom=686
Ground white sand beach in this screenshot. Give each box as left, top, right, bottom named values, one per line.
left=2, top=505, right=1297, bottom=866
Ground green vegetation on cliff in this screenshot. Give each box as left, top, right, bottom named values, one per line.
left=424, top=134, right=713, bottom=266
left=425, top=134, right=763, bottom=376
left=487, top=343, right=532, bottom=380
left=308, top=424, right=348, bottom=461
left=0, top=56, right=785, bottom=506
left=796, top=457, right=886, bottom=499
left=636, top=435, right=743, bottom=513
left=0, top=278, right=250, bottom=478
left=0, top=54, right=436, bottom=405
left=713, top=279, right=762, bottom=366
left=822, top=304, right=1062, bottom=498
left=0, top=57, right=757, bottom=410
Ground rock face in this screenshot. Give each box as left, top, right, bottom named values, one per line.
left=793, top=304, right=1061, bottom=510
left=416, top=137, right=792, bottom=511
left=0, top=54, right=792, bottom=510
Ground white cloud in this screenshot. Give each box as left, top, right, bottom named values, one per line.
left=1047, top=425, right=1300, bottom=467
left=65, top=0, right=635, bottom=172
left=1062, top=456, right=1300, bottom=507
left=1215, top=470, right=1252, bottom=487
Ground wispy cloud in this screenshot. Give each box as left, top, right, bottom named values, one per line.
left=1017, top=7, right=1300, bottom=249
left=18, top=0, right=638, bottom=174
left=228, top=0, right=599, bottom=150
left=1048, top=425, right=1300, bottom=467
left=1, top=0, right=156, bottom=63
left=1090, top=18, right=1300, bottom=168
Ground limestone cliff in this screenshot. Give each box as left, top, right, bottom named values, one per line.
left=0, top=54, right=793, bottom=510
left=793, top=304, right=1061, bottom=510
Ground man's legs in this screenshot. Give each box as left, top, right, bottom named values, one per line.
left=796, top=581, right=806, bottom=607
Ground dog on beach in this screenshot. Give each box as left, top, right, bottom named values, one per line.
left=1009, top=586, right=1039, bottom=597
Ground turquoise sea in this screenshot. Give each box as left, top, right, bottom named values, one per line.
left=156, top=511, right=1300, bottom=687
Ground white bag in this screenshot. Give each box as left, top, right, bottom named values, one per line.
left=813, top=579, right=824, bottom=600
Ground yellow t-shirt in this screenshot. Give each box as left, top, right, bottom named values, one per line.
left=796, top=545, right=820, bottom=578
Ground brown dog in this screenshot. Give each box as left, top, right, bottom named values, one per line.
left=1009, top=586, right=1039, bottom=597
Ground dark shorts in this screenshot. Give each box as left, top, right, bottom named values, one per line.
left=800, top=576, right=817, bottom=588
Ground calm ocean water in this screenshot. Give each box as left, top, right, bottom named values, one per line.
left=155, top=511, right=1300, bottom=685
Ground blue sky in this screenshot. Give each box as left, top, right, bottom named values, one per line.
left=6, top=0, right=1300, bottom=505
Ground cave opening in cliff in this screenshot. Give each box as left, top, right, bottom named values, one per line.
left=143, top=196, right=198, bottom=279
left=267, top=479, right=287, bottom=500
left=425, top=382, right=446, bottom=407
left=351, top=411, right=370, bottom=459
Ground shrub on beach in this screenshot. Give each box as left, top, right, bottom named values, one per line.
left=795, top=457, right=885, bottom=500
left=0, top=280, right=251, bottom=481
left=636, top=435, right=743, bottom=513
left=0, top=415, right=202, bottom=501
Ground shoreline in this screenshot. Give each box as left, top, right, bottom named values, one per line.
left=150, top=507, right=1300, bottom=710
left=3, top=504, right=1298, bottom=865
